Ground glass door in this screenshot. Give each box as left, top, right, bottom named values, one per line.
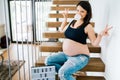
left=9, top=1, right=33, bottom=42
left=9, top=0, right=53, bottom=43
left=35, top=1, right=53, bottom=41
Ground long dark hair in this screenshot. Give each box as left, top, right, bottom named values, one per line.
left=77, top=1, right=92, bottom=27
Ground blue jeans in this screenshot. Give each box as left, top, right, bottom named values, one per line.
left=45, top=52, right=90, bottom=80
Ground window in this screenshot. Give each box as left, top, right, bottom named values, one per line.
left=9, top=0, right=53, bottom=42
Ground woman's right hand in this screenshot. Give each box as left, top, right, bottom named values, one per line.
left=62, top=8, right=69, bottom=19
left=100, top=25, right=113, bottom=36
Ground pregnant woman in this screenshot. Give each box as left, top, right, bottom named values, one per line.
left=45, top=1, right=112, bottom=80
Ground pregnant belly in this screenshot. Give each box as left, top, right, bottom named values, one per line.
left=63, top=39, right=89, bottom=56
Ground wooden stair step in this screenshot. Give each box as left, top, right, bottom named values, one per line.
left=51, top=6, right=76, bottom=11
left=56, top=71, right=105, bottom=80
left=53, top=0, right=84, bottom=5
left=43, top=31, right=65, bottom=38
left=55, top=71, right=105, bottom=80
left=49, top=13, right=75, bottom=18
left=46, top=22, right=95, bottom=28
left=35, top=56, right=105, bottom=72
left=47, top=22, right=69, bottom=28
left=76, top=76, right=105, bottom=80
left=40, top=42, right=101, bottom=53
left=43, top=31, right=97, bottom=38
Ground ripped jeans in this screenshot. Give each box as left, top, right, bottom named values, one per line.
left=45, top=52, right=90, bottom=80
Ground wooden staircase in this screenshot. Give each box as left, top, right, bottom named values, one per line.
left=36, top=0, right=105, bottom=80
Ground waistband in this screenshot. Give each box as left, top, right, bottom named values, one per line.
left=79, top=54, right=90, bottom=58
left=73, top=54, right=90, bottom=58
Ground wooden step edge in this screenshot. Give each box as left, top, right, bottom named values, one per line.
left=40, top=42, right=101, bottom=53
left=51, top=6, right=76, bottom=11
left=43, top=31, right=97, bottom=38
left=46, top=22, right=95, bottom=27
left=76, top=76, right=105, bottom=80
left=35, top=56, right=105, bottom=72
left=55, top=71, right=105, bottom=80
left=46, top=22, right=69, bottom=28
left=73, top=71, right=87, bottom=76
left=49, top=14, right=75, bottom=18
left=53, top=0, right=81, bottom=5
left=43, top=32, right=65, bottom=38
left=40, top=46, right=101, bottom=53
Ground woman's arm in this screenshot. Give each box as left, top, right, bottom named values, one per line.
left=86, top=24, right=112, bottom=47
left=59, top=18, right=67, bottom=32
left=59, top=8, right=69, bottom=32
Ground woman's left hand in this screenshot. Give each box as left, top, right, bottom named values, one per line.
left=100, top=25, right=113, bottom=36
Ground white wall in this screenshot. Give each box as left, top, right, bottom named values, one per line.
left=105, top=0, right=120, bottom=80
left=0, top=0, right=5, bottom=24
left=90, top=0, right=110, bottom=62
left=0, top=0, right=11, bottom=38
left=90, top=0, right=120, bottom=80
left=0, top=0, right=5, bottom=38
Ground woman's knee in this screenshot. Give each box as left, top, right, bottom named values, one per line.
left=58, top=68, right=70, bottom=79
left=58, top=69, right=66, bottom=79
left=58, top=68, right=76, bottom=80
left=45, top=56, right=53, bottom=65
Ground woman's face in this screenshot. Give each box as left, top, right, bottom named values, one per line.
left=76, top=5, right=87, bottom=20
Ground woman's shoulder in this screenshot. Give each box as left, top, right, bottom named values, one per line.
left=86, top=23, right=93, bottom=28
left=85, top=23, right=94, bottom=33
